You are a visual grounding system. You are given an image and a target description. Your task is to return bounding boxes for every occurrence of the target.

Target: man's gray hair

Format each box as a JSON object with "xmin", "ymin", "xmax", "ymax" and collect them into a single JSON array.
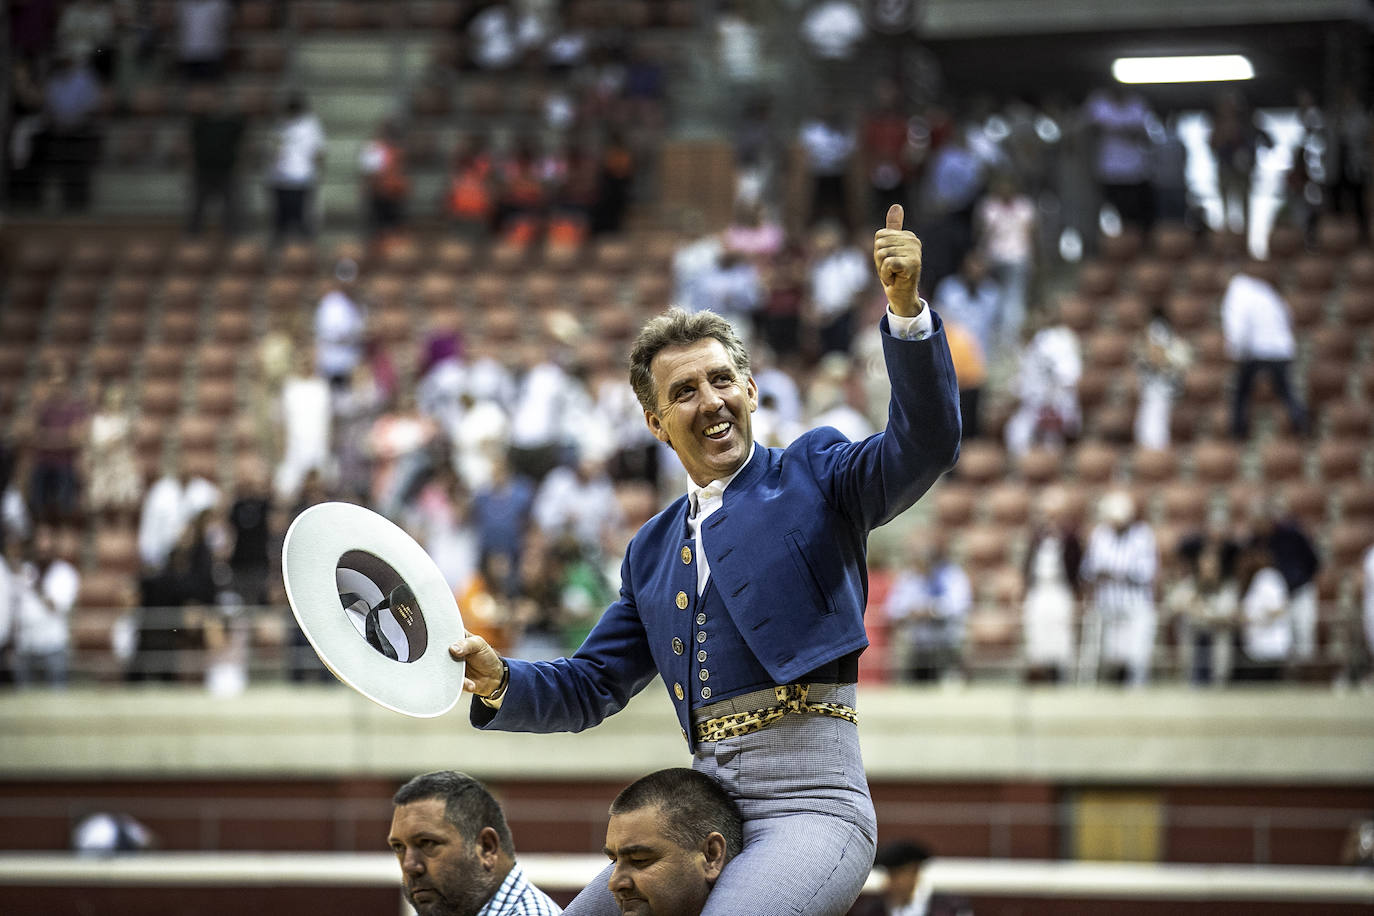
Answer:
[{"xmin": 628, "ymin": 308, "xmax": 751, "ymax": 414}]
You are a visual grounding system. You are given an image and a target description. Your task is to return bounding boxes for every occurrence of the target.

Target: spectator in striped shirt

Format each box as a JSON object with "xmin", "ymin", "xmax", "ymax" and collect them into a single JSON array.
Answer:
[
  {"xmin": 1079, "ymin": 489, "xmax": 1159, "ymax": 686},
  {"xmin": 390, "ymin": 770, "xmax": 562, "ymax": 916}
]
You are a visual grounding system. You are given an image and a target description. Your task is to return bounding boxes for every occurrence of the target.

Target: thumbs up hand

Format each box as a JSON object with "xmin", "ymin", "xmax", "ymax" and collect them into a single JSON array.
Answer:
[{"xmin": 873, "ymin": 203, "xmax": 924, "ymax": 318}]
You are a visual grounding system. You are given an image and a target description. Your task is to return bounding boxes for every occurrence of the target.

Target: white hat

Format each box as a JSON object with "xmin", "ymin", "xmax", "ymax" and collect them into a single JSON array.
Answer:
[{"xmin": 282, "ymin": 502, "xmax": 466, "ymax": 717}]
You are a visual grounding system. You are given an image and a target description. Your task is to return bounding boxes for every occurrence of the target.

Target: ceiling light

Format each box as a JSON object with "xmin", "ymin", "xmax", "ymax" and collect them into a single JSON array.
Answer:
[{"xmin": 1112, "ymin": 54, "xmax": 1254, "ymax": 84}]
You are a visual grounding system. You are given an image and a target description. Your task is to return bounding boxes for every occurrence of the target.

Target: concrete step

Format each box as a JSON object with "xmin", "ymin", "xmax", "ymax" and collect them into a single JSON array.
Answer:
[
  {"xmin": 295, "ymin": 37, "xmax": 394, "ymax": 86},
  {"xmin": 309, "ymin": 89, "xmax": 400, "ymax": 129}
]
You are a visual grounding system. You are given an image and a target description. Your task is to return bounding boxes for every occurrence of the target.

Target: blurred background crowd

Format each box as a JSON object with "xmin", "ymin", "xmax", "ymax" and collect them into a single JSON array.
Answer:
[{"xmin": 2, "ymin": 0, "xmax": 1373, "ymax": 696}]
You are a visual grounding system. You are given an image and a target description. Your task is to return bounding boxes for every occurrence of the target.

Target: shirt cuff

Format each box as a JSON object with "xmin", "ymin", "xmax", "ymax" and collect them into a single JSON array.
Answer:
[{"xmin": 887, "ymin": 301, "xmax": 933, "ymax": 340}]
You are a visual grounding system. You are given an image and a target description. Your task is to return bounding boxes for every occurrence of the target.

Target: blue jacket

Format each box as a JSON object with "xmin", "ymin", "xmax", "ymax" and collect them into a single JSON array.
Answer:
[{"xmin": 473, "ymin": 314, "xmax": 961, "ymax": 749}]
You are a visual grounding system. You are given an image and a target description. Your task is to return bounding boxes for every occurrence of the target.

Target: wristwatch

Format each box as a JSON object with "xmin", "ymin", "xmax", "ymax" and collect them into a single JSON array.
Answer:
[{"xmin": 479, "ymin": 660, "xmax": 510, "ymax": 707}]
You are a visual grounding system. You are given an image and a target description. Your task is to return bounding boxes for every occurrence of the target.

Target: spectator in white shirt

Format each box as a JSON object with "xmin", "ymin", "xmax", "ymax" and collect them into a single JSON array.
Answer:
[
  {"xmin": 274, "ymin": 349, "xmax": 332, "ymax": 502},
  {"xmin": 1005, "ymin": 305, "xmax": 1082, "ymax": 458},
  {"xmin": 1080, "ymin": 490, "xmax": 1158, "ymax": 686},
  {"xmin": 976, "ymin": 174, "xmax": 1037, "ymax": 355},
  {"xmin": 799, "ymin": 106, "xmax": 857, "ymax": 230},
  {"xmin": 532, "ymin": 456, "xmax": 621, "ymax": 550},
  {"xmin": 1235, "ymin": 541, "xmax": 1291, "ymax": 681},
  {"xmin": 11, "ymin": 526, "xmax": 80, "ymax": 687},
  {"xmin": 884, "ymin": 534, "xmax": 971, "ymax": 683},
  {"xmin": 808, "ymin": 223, "xmax": 871, "ymax": 355},
  {"xmin": 269, "ymin": 92, "xmax": 326, "ymax": 241},
  {"xmin": 314, "ymin": 259, "xmax": 366, "ymax": 389},
  {"xmin": 137, "ymin": 460, "xmax": 221, "ymax": 571},
  {"xmin": 176, "ymin": 0, "xmax": 232, "ymax": 82},
  {"xmin": 1221, "ymin": 264, "xmax": 1307, "ymax": 439}
]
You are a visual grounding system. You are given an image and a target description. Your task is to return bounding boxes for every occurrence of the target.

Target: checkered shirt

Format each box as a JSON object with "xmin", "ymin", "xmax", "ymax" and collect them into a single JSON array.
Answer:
[{"xmin": 476, "ymin": 862, "xmax": 562, "ymax": 916}]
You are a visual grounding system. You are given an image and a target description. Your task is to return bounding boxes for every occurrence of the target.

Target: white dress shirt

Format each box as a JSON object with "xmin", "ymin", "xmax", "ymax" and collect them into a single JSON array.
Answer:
[{"xmin": 1221, "ymin": 273, "xmax": 1296, "ymax": 361}]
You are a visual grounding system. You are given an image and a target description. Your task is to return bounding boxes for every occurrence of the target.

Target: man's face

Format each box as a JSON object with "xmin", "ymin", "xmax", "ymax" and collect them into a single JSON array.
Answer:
[
  {"xmin": 886, "ymin": 862, "xmax": 921, "ymax": 907},
  {"xmin": 389, "ymin": 799, "xmax": 495, "ymax": 916},
  {"xmin": 604, "ymin": 805, "xmax": 723, "ymax": 916},
  {"xmin": 644, "ymin": 338, "xmax": 757, "ymax": 487}
]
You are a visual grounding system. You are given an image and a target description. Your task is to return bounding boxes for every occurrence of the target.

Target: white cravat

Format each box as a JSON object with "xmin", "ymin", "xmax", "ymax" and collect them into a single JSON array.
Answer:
[{"xmin": 686, "ymin": 445, "xmax": 753, "ymax": 596}]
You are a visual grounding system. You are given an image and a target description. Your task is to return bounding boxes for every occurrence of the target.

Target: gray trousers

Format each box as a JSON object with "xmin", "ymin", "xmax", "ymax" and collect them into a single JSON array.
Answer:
[{"xmin": 564, "ymin": 685, "xmax": 876, "ymax": 915}]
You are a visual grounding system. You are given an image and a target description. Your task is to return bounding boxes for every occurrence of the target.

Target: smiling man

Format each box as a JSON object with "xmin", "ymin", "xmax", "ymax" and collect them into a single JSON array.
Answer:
[
  {"xmin": 389, "ymin": 770, "xmax": 561, "ymax": 916},
  {"xmin": 603, "ymin": 768, "xmax": 742, "ymax": 916},
  {"xmin": 452, "ymin": 204, "xmax": 961, "ymax": 914}
]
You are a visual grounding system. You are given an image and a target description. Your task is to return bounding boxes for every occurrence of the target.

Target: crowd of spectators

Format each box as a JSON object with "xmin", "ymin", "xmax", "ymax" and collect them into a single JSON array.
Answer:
[{"xmin": 2, "ymin": 3, "xmax": 1373, "ymax": 692}]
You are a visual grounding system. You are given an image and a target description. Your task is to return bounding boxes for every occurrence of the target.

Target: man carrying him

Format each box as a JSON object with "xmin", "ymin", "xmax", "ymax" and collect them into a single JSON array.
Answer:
[
  {"xmin": 603, "ymin": 768, "xmax": 743, "ymax": 916},
  {"xmin": 451, "ymin": 204, "xmax": 961, "ymax": 914},
  {"xmin": 389, "ymin": 770, "xmax": 562, "ymax": 916}
]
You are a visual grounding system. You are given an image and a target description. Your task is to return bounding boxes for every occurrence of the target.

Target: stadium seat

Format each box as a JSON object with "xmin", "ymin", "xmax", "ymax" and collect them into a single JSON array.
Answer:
[
  {"xmin": 196, "ymin": 379, "xmax": 239, "ymax": 417},
  {"xmin": 196, "ymin": 341, "xmax": 240, "ymax": 380},
  {"xmin": 1191, "ymin": 439, "xmax": 1240, "ymax": 484},
  {"xmin": 160, "ymin": 307, "xmax": 200, "ymax": 345},
  {"xmin": 6, "ymin": 276, "xmax": 47, "ymax": 309},
  {"xmin": 955, "ymin": 441, "xmax": 1007, "ymax": 485},
  {"xmin": 170, "ymin": 239, "xmax": 217, "ymax": 276},
  {"xmin": 1182, "ymin": 363, "xmax": 1227, "ymax": 402},
  {"xmin": 1303, "ymin": 361, "xmax": 1348, "ymax": 403},
  {"xmin": 960, "ymin": 523, "xmax": 1012, "ymax": 572},
  {"xmin": 178, "ymin": 413, "xmax": 221, "ymax": 451},
  {"xmin": 1100, "ymin": 228, "xmax": 1143, "ymax": 264},
  {"xmin": 276, "ymin": 242, "xmax": 318, "ymax": 277},
  {"xmin": 225, "ymin": 239, "xmax": 267, "ymax": 275},
  {"xmin": 1291, "ymin": 254, "xmax": 1337, "ymax": 293},
  {"xmin": 1346, "ymin": 250, "xmax": 1374, "ymax": 288},
  {"xmin": 1267, "ymin": 223, "xmax": 1304, "ymax": 261},
  {"xmin": 1150, "ymin": 223, "xmax": 1193, "ymax": 262},
  {"xmin": 1166, "ymin": 292, "xmax": 1211, "ymax": 331},
  {"xmin": 1322, "ymin": 400, "xmax": 1372, "ymax": 439},
  {"xmin": 1131, "ymin": 447, "xmax": 1177, "ymax": 483},
  {"xmin": 1316, "ymin": 218, "xmax": 1359, "ymax": 257},
  {"xmin": 49, "ymin": 308, "xmax": 97, "ymax": 344},
  {"xmin": 1285, "ymin": 290, "xmax": 1326, "ymax": 330},
  {"xmin": 1309, "ymin": 325, "xmax": 1356, "ymax": 362},
  {"xmin": 1258, "ymin": 438, "xmax": 1306, "ymax": 483},
  {"xmin": 1183, "ymin": 259, "xmax": 1225, "ymax": 296},
  {"xmin": 407, "ymin": 0, "xmax": 462, "ymax": 28},
  {"xmin": 1014, "ymin": 446, "xmax": 1060, "ymax": 485},
  {"xmin": 433, "ymin": 239, "xmax": 475, "ymax": 274},
  {"xmin": 212, "ymin": 306, "xmax": 255, "ymax": 344},
  {"xmin": 1316, "ymin": 438, "xmax": 1364, "ymax": 482},
  {"xmin": 121, "ymin": 237, "xmax": 167, "ymax": 275},
  {"xmin": 138, "ymin": 379, "xmax": 183, "ymax": 417},
  {"xmin": 0, "ymin": 307, "xmax": 43, "ymax": 344},
  {"xmin": 236, "ymin": 0, "xmax": 276, "ymax": 30},
  {"xmin": 68, "ymin": 239, "xmax": 115, "ymax": 275},
  {"xmin": 1326, "ymin": 521, "xmax": 1374, "ymax": 568},
  {"xmin": 1337, "ymin": 288, "xmax": 1374, "ymax": 327},
  {"xmin": 1072, "ymin": 440, "xmax": 1119, "ymax": 484},
  {"xmin": 0, "ymin": 343, "xmax": 30, "ymax": 383},
  {"xmin": 142, "ymin": 342, "xmax": 187, "ymax": 380},
  {"xmin": 1076, "ymin": 261, "xmax": 1116, "ymax": 298},
  {"xmin": 987, "ymin": 484, "xmax": 1032, "ymax": 526},
  {"xmin": 93, "ymin": 526, "xmax": 140, "ymax": 574},
  {"xmin": 1161, "ymin": 481, "xmax": 1210, "ymax": 527},
  {"xmin": 1076, "ymin": 366, "xmax": 1112, "ymax": 413},
  {"xmin": 1282, "ymin": 482, "xmax": 1328, "ymax": 528},
  {"xmin": 1084, "ymin": 328, "xmax": 1130, "ymax": 369},
  {"xmin": 934, "ymin": 484, "xmax": 977, "ymax": 528},
  {"xmin": 14, "ymin": 238, "xmax": 62, "ymax": 276}
]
